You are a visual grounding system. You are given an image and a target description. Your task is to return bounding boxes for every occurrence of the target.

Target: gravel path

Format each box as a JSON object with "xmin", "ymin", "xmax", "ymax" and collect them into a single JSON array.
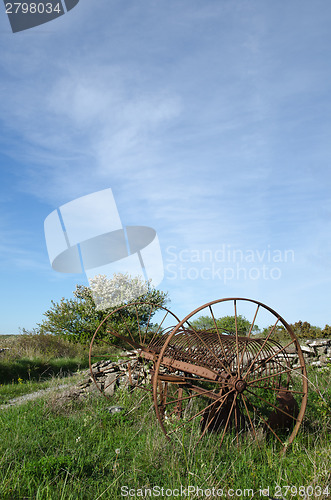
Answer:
[
  {"xmin": 0, "ymin": 371, "xmax": 88, "ymax": 410},
  {"xmin": 0, "ymin": 384, "xmax": 71, "ymax": 410}
]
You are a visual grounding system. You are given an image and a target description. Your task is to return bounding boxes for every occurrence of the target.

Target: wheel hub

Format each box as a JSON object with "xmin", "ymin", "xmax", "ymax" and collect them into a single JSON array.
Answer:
[{"xmin": 234, "ymin": 379, "xmax": 247, "ymax": 393}]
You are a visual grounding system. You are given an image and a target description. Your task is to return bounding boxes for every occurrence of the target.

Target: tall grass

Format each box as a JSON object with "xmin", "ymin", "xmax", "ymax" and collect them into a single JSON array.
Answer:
[
  {"xmin": 0, "ymin": 334, "xmax": 329, "ymax": 499},
  {"xmin": 1, "ymin": 332, "xmax": 87, "ymax": 360},
  {"xmin": 0, "ymin": 333, "xmax": 89, "ymax": 384},
  {"xmin": 0, "ymin": 365, "xmax": 329, "ymax": 500}
]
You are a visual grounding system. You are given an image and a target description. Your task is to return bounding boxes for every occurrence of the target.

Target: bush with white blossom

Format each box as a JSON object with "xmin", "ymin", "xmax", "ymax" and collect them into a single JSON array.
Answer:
[
  {"xmin": 37, "ymin": 273, "xmax": 168, "ymax": 344},
  {"xmin": 89, "ymin": 273, "xmax": 151, "ymax": 310}
]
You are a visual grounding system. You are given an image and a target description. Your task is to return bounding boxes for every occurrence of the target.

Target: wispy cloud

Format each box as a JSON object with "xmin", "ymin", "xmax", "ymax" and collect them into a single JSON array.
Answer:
[
  {"xmin": 1, "ymin": 1, "xmax": 331, "ymax": 331},
  {"xmin": 0, "ymin": 60, "xmax": 182, "ymax": 203}
]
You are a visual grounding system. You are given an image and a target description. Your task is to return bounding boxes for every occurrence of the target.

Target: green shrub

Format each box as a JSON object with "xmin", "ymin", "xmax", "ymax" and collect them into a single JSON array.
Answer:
[{"xmin": 11, "ymin": 331, "xmax": 87, "ymax": 360}]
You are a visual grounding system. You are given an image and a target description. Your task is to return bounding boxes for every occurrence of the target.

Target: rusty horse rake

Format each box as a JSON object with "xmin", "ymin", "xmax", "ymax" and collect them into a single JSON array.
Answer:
[{"xmin": 89, "ymin": 298, "xmax": 308, "ymax": 453}]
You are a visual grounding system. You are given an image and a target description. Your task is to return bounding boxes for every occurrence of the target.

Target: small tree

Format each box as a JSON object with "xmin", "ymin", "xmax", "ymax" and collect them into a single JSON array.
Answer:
[
  {"xmin": 38, "ymin": 274, "xmax": 168, "ymax": 345},
  {"xmin": 261, "ymin": 321, "xmax": 324, "ymax": 341},
  {"xmin": 189, "ymin": 314, "xmax": 259, "ymax": 335},
  {"xmin": 321, "ymin": 324, "xmax": 331, "ymax": 338},
  {"xmin": 189, "ymin": 316, "xmax": 214, "ymax": 330},
  {"xmin": 216, "ymin": 315, "xmax": 258, "ymax": 335},
  {"xmin": 261, "ymin": 324, "xmax": 288, "ymax": 342},
  {"xmin": 290, "ymin": 321, "xmax": 322, "ymax": 339}
]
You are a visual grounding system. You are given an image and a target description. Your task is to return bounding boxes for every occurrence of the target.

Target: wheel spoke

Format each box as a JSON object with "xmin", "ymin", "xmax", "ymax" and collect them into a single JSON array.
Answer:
[
  {"xmin": 234, "ymin": 396, "xmax": 239, "ymax": 445},
  {"xmin": 234, "ymin": 299, "xmax": 240, "ymax": 378},
  {"xmin": 209, "ymin": 305, "xmax": 233, "ymax": 378},
  {"xmin": 240, "ymin": 394, "xmax": 261, "ymax": 450},
  {"xmin": 238, "ymin": 304, "xmax": 260, "ymax": 374},
  {"xmin": 135, "ymin": 305, "xmax": 143, "ymax": 346},
  {"xmin": 143, "ymin": 304, "xmax": 156, "ymax": 345},
  {"xmin": 248, "ymin": 384, "xmax": 305, "ymax": 395},
  {"xmin": 247, "ymin": 364, "xmax": 303, "ymax": 385},
  {"xmin": 165, "ymin": 390, "xmax": 236, "ymax": 437},
  {"xmin": 118, "ymin": 311, "xmax": 138, "ymax": 345},
  {"xmin": 246, "ymin": 388, "xmax": 298, "ymax": 422},
  {"xmin": 243, "ymin": 317, "xmax": 280, "ymax": 381},
  {"xmin": 246, "ymin": 339, "xmax": 296, "ymax": 378},
  {"xmin": 241, "ymin": 394, "xmax": 285, "ymax": 446},
  {"xmin": 219, "ymin": 394, "xmax": 237, "ymax": 448}
]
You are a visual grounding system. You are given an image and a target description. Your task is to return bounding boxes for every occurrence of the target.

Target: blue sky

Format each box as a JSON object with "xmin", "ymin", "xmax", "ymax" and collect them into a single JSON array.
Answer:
[{"xmin": 1, "ymin": 0, "xmax": 331, "ymax": 333}]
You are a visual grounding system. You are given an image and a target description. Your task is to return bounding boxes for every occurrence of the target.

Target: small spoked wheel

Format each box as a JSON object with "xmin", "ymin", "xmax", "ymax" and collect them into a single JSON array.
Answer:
[
  {"xmin": 89, "ymin": 302, "xmax": 181, "ymax": 415},
  {"xmin": 153, "ymin": 298, "xmax": 308, "ymax": 454}
]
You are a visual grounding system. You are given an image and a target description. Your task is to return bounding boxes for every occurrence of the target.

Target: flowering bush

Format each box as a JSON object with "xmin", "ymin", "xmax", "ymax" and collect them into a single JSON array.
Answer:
[
  {"xmin": 38, "ymin": 273, "xmax": 168, "ymax": 345},
  {"xmin": 89, "ymin": 273, "xmax": 150, "ymax": 310}
]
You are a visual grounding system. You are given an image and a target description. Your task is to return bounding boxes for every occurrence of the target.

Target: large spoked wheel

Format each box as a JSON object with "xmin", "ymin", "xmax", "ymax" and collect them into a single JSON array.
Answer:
[
  {"xmin": 153, "ymin": 298, "xmax": 308, "ymax": 454},
  {"xmin": 89, "ymin": 302, "xmax": 181, "ymax": 414}
]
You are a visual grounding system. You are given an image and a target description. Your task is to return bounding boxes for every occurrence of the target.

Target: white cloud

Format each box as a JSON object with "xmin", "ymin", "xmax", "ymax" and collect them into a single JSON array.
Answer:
[{"xmin": 1, "ymin": 0, "xmax": 331, "ymax": 331}]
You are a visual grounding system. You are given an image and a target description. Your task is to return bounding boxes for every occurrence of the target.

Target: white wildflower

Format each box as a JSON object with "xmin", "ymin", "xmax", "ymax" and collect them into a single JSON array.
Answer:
[{"xmin": 89, "ymin": 273, "xmax": 152, "ymax": 310}]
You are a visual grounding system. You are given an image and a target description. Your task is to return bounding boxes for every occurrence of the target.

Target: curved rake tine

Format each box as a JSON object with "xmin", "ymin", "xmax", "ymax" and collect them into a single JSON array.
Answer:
[
  {"xmin": 187, "ymin": 327, "xmax": 231, "ymax": 375},
  {"xmin": 246, "ymin": 339, "xmax": 297, "ymax": 378},
  {"xmin": 148, "ymin": 311, "xmax": 171, "ymax": 346},
  {"xmin": 118, "ymin": 311, "xmax": 139, "ymax": 345}
]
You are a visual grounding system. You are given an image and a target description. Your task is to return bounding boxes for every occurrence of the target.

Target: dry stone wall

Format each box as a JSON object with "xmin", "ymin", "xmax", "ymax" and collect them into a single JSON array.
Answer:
[
  {"xmin": 298, "ymin": 339, "xmax": 331, "ymax": 368},
  {"xmin": 71, "ymin": 339, "xmax": 331, "ymax": 401}
]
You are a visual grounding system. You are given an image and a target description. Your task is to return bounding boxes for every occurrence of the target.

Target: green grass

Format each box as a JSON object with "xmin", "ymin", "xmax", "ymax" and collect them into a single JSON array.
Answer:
[
  {"xmin": 0, "ymin": 371, "xmax": 87, "ymax": 405},
  {"xmin": 0, "ymin": 366, "xmax": 330, "ymax": 500},
  {"xmin": 0, "ymin": 356, "xmax": 89, "ymax": 385}
]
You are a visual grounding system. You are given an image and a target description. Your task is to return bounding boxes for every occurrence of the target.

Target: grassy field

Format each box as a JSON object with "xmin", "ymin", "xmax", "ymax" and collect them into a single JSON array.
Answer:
[
  {"xmin": 0, "ymin": 334, "xmax": 330, "ymax": 500},
  {"xmin": 0, "ymin": 334, "xmax": 89, "ymax": 385}
]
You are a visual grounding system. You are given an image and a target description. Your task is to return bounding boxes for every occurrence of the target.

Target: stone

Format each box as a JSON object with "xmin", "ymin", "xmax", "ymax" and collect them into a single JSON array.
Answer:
[
  {"xmin": 285, "ymin": 345, "xmax": 297, "ymax": 354},
  {"xmin": 124, "ymin": 350, "xmax": 138, "ymax": 357},
  {"xmin": 310, "ymin": 360, "xmax": 322, "ymax": 368},
  {"xmin": 117, "ymin": 375, "xmax": 130, "ymax": 389},
  {"xmin": 93, "ymin": 370, "xmax": 107, "ymax": 378},
  {"xmin": 316, "ymin": 346, "xmax": 327, "ymax": 356},
  {"xmin": 77, "ymin": 379, "xmax": 91, "ymax": 389},
  {"xmin": 103, "ymin": 373, "xmax": 119, "ymax": 397},
  {"xmin": 107, "ymin": 406, "xmax": 124, "ymax": 415},
  {"xmin": 307, "ymin": 339, "xmax": 330, "ymax": 348},
  {"xmin": 319, "ymin": 355, "xmax": 331, "ymax": 365},
  {"xmin": 101, "ymin": 366, "xmax": 119, "ymax": 374},
  {"xmin": 300, "ymin": 345, "xmax": 315, "ymax": 355},
  {"xmin": 91, "ymin": 361, "xmax": 102, "ymax": 370}
]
